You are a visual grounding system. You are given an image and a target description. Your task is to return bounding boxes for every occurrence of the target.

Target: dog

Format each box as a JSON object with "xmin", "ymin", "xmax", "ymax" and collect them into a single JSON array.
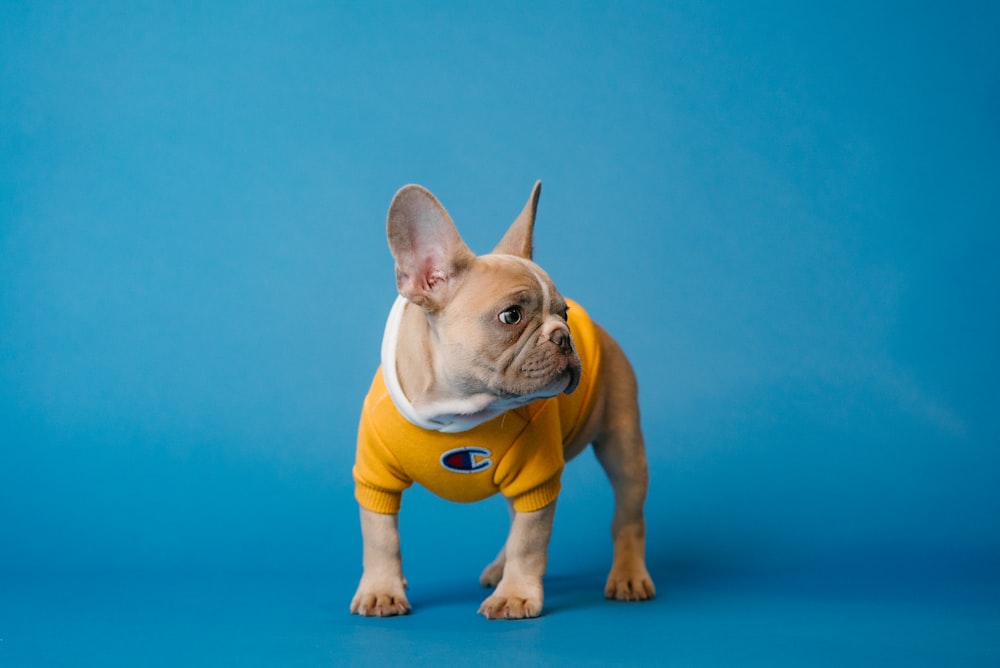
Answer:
[{"xmin": 350, "ymin": 182, "xmax": 654, "ymax": 619}]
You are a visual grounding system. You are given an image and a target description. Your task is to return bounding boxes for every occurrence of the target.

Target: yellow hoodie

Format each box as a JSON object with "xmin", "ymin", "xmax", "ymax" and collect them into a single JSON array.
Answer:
[{"xmin": 353, "ymin": 299, "xmax": 602, "ymax": 514}]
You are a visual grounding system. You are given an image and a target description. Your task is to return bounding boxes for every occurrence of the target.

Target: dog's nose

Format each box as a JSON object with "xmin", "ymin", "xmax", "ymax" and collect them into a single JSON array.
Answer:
[{"xmin": 543, "ymin": 321, "xmax": 573, "ymax": 353}]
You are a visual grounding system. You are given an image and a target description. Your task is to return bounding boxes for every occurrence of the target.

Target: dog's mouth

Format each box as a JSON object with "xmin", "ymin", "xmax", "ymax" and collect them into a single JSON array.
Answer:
[
  {"xmin": 484, "ymin": 336, "xmax": 583, "ymax": 404},
  {"xmin": 524, "ymin": 357, "xmax": 582, "ymax": 399},
  {"xmin": 428, "ymin": 353, "xmax": 582, "ymax": 432},
  {"xmin": 560, "ymin": 361, "xmax": 581, "ymax": 395},
  {"xmin": 487, "ymin": 357, "xmax": 580, "ymax": 405}
]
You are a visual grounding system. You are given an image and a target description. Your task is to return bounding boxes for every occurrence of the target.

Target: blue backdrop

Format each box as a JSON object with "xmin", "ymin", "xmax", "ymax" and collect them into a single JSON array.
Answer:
[{"xmin": 2, "ymin": 2, "xmax": 998, "ymax": 665}]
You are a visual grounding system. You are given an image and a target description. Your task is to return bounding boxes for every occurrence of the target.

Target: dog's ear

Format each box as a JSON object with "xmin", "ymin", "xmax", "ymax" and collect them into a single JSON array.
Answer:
[
  {"xmin": 387, "ymin": 185, "xmax": 475, "ymax": 311},
  {"xmin": 492, "ymin": 180, "xmax": 541, "ymax": 260}
]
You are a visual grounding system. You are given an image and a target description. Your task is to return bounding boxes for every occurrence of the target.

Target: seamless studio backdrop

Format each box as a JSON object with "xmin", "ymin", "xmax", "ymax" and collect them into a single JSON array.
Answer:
[{"xmin": 1, "ymin": 2, "xmax": 998, "ymax": 666}]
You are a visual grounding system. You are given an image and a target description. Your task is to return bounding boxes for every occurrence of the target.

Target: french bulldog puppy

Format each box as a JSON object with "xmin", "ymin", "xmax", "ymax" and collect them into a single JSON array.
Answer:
[{"xmin": 350, "ymin": 182, "xmax": 654, "ymax": 619}]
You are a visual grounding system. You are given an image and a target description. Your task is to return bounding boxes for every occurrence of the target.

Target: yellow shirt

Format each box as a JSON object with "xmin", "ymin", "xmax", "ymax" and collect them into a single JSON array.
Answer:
[{"xmin": 353, "ymin": 299, "xmax": 602, "ymax": 514}]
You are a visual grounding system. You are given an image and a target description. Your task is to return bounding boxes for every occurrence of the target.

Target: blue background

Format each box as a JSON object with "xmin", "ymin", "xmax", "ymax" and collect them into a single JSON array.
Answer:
[{"xmin": 2, "ymin": 1, "xmax": 998, "ymax": 665}]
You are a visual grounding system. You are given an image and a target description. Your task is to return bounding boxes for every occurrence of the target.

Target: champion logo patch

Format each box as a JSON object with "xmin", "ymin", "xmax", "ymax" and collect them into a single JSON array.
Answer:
[{"xmin": 440, "ymin": 447, "xmax": 493, "ymax": 474}]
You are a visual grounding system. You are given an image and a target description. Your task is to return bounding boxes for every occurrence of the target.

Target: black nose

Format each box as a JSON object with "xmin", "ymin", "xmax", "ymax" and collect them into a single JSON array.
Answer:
[{"xmin": 550, "ymin": 328, "xmax": 572, "ymax": 353}]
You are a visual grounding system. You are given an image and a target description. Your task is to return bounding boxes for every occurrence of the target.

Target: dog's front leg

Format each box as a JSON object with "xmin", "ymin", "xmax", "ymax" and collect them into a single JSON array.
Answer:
[
  {"xmin": 350, "ymin": 507, "xmax": 410, "ymax": 617},
  {"xmin": 478, "ymin": 501, "xmax": 555, "ymax": 620}
]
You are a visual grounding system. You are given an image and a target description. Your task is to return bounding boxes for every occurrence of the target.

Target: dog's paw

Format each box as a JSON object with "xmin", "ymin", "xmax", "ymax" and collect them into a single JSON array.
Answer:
[
  {"xmin": 350, "ymin": 577, "xmax": 411, "ymax": 617},
  {"xmin": 604, "ymin": 563, "xmax": 656, "ymax": 601},
  {"xmin": 477, "ymin": 580, "xmax": 543, "ymax": 620}
]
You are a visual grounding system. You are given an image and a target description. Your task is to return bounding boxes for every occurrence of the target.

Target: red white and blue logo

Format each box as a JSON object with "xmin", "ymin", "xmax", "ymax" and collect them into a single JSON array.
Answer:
[{"xmin": 440, "ymin": 447, "xmax": 493, "ymax": 474}]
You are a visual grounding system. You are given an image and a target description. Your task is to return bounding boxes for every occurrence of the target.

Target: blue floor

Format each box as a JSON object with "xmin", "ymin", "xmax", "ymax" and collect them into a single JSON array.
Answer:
[
  {"xmin": 4, "ymin": 558, "xmax": 997, "ymax": 667},
  {"xmin": 3, "ymin": 462, "xmax": 998, "ymax": 667}
]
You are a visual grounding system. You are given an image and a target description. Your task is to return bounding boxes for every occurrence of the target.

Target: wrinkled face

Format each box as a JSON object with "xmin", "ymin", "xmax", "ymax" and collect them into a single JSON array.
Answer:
[{"xmin": 432, "ymin": 254, "xmax": 581, "ymax": 404}]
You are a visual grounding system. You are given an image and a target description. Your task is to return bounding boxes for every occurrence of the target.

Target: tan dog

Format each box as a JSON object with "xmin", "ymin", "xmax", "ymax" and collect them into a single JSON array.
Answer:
[{"xmin": 350, "ymin": 182, "xmax": 654, "ymax": 619}]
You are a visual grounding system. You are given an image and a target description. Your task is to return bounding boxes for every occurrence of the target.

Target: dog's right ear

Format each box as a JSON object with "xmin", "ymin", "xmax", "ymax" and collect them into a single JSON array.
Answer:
[
  {"xmin": 493, "ymin": 180, "xmax": 541, "ymax": 260},
  {"xmin": 387, "ymin": 185, "xmax": 475, "ymax": 311}
]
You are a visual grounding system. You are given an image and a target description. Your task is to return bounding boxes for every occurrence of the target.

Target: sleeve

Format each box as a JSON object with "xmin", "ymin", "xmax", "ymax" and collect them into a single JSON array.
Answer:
[
  {"xmin": 353, "ymin": 391, "xmax": 412, "ymax": 514},
  {"xmin": 508, "ymin": 474, "xmax": 562, "ymax": 513}
]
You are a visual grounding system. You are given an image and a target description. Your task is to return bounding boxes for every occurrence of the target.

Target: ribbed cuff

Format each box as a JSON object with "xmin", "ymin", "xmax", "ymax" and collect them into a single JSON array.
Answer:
[
  {"xmin": 355, "ymin": 482, "xmax": 402, "ymax": 514},
  {"xmin": 510, "ymin": 475, "xmax": 561, "ymax": 513}
]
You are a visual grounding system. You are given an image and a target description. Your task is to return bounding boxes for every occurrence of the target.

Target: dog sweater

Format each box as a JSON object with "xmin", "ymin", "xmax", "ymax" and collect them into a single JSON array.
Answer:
[{"xmin": 353, "ymin": 298, "xmax": 602, "ymax": 514}]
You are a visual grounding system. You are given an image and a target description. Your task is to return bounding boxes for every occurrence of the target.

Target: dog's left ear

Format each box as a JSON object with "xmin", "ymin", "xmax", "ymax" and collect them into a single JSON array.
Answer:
[
  {"xmin": 492, "ymin": 180, "xmax": 541, "ymax": 260},
  {"xmin": 387, "ymin": 185, "xmax": 475, "ymax": 311}
]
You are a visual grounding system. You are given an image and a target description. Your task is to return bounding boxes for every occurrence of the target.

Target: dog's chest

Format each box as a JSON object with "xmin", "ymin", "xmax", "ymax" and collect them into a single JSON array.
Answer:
[{"xmin": 370, "ymin": 393, "xmax": 565, "ymax": 504}]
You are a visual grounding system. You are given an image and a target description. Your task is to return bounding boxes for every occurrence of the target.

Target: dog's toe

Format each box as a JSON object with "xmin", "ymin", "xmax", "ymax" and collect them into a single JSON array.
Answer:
[
  {"xmin": 351, "ymin": 590, "xmax": 411, "ymax": 617},
  {"xmin": 478, "ymin": 596, "xmax": 539, "ymax": 620},
  {"xmin": 478, "ymin": 588, "xmax": 542, "ymax": 620},
  {"xmin": 605, "ymin": 569, "xmax": 656, "ymax": 601}
]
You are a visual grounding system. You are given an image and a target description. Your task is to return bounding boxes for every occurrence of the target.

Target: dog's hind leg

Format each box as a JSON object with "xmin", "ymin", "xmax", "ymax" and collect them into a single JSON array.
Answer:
[{"xmin": 591, "ymin": 330, "xmax": 656, "ymax": 601}]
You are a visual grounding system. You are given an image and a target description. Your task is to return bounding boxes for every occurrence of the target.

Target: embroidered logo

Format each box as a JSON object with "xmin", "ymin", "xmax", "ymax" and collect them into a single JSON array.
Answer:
[{"xmin": 440, "ymin": 447, "xmax": 493, "ymax": 474}]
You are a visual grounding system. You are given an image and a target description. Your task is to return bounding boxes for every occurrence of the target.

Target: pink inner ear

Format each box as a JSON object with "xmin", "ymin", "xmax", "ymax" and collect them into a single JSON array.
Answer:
[
  {"xmin": 396, "ymin": 242, "xmax": 461, "ymax": 306},
  {"xmin": 396, "ymin": 215, "xmax": 456, "ymax": 276},
  {"xmin": 420, "ymin": 257, "xmax": 449, "ymax": 291},
  {"xmin": 421, "ymin": 241, "xmax": 455, "ymax": 278}
]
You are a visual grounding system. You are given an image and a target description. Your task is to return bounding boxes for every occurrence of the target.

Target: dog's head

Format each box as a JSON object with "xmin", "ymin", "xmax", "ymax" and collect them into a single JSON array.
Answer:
[{"xmin": 387, "ymin": 182, "xmax": 581, "ymax": 411}]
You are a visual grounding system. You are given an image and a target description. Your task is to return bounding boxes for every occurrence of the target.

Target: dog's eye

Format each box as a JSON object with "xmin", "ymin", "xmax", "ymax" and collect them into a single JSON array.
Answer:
[{"xmin": 498, "ymin": 306, "xmax": 522, "ymax": 325}]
